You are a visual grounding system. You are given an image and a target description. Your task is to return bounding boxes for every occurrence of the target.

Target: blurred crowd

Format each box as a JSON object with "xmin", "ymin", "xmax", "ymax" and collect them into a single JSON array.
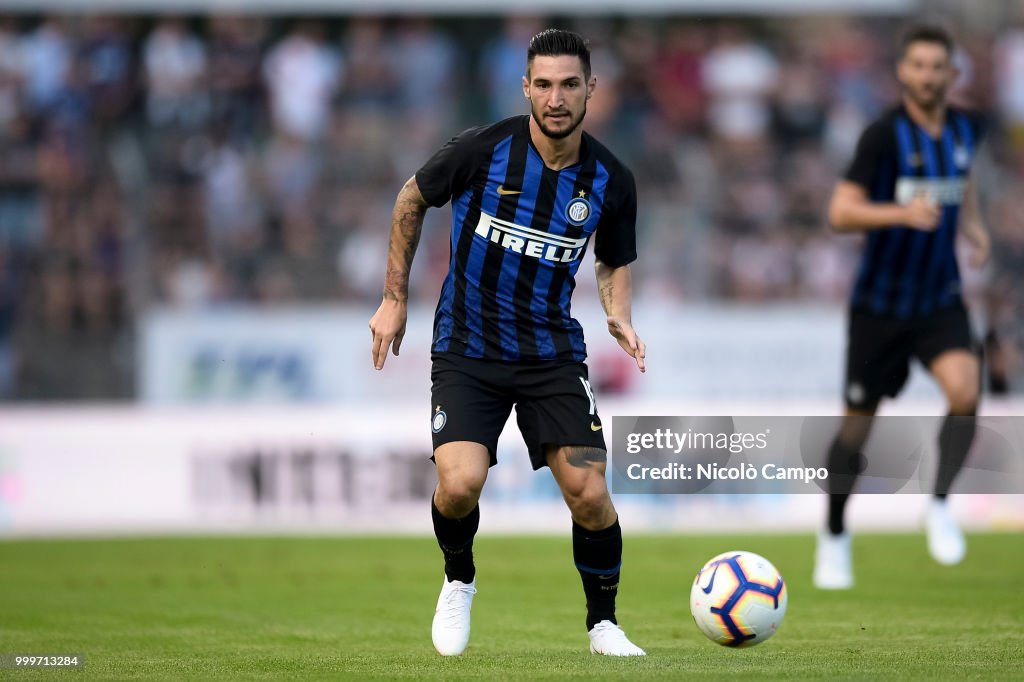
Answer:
[{"xmin": 1, "ymin": 11, "xmax": 1023, "ymax": 399}]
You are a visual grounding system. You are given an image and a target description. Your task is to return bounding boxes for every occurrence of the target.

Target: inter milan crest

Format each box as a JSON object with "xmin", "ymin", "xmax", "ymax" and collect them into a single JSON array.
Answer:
[
  {"xmin": 566, "ymin": 190, "xmax": 592, "ymax": 226},
  {"xmin": 432, "ymin": 405, "xmax": 447, "ymax": 433},
  {"xmin": 954, "ymin": 145, "xmax": 970, "ymax": 170}
]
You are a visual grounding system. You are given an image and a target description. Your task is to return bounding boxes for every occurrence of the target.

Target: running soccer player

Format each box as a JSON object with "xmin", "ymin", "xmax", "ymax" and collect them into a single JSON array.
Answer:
[
  {"xmin": 369, "ymin": 29, "xmax": 647, "ymax": 655},
  {"xmin": 814, "ymin": 25, "xmax": 991, "ymax": 590}
]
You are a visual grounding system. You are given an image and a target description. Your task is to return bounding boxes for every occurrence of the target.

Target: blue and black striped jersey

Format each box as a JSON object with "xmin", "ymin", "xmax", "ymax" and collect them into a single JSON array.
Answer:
[
  {"xmin": 846, "ymin": 105, "xmax": 984, "ymax": 319},
  {"xmin": 415, "ymin": 116, "xmax": 637, "ymax": 362}
]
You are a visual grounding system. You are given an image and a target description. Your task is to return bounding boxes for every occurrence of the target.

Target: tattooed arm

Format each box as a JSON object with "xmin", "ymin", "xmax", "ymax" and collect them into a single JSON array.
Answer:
[
  {"xmin": 595, "ymin": 259, "xmax": 646, "ymax": 373},
  {"xmin": 368, "ymin": 176, "xmax": 431, "ymax": 370}
]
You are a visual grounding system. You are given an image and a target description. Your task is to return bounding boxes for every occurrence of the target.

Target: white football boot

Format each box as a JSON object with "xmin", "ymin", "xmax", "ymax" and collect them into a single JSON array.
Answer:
[
  {"xmin": 926, "ymin": 498, "xmax": 966, "ymax": 566},
  {"xmin": 588, "ymin": 620, "xmax": 646, "ymax": 656},
  {"xmin": 431, "ymin": 578, "xmax": 476, "ymax": 656},
  {"xmin": 814, "ymin": 529, "xmax": 854, "ymax": 590}
]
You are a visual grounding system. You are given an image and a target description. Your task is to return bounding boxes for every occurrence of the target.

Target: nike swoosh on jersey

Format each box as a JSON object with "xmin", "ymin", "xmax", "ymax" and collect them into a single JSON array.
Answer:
[
  {"xmin": 591, "ymin": 422, "xmax": 603, "ymax": 431},
  {"xmin": 496, "ymin": 185, "xmax": 523, "ymax": 195}
]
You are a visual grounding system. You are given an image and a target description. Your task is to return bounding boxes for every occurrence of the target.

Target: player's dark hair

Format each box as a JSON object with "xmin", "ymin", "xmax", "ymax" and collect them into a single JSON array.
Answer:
[
  {"xmin": 900, "ymin": 24, "xmax": 954, "ymax": 59},
  {"xmin": 527, "ymin": 29, "xmax": 591, "ymax": 80}
]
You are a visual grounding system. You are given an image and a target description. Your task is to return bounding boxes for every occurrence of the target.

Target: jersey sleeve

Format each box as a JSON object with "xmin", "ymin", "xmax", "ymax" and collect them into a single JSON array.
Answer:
[
  {"xmin": 967, "ymin": 110, "xmax": 989, "ymax": 145},
  {"xmin": 414, "ymin": 126, "xmax": 484, "ymax": 208},
  {"xmin": 593, "ymin": 166, "xmax": 638, "ymax": 268},
  {"xmin": 843, "ymin": 120, "xmax": 893, "ymax": 191}
]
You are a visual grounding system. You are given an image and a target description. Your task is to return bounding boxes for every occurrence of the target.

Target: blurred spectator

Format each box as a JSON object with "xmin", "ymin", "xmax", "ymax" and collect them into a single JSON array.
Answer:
[
  {"xmin": 0, "ymin": 246, "xmax": 21, "ymax": 398},
  {"xmin": 728, "ymin": 233, "xmax": 795, "ymax": 300},
  {"xmin": 78, "ymin": 15, "xmax": 136, "ymax": 131},
  {"xmin": 651, "ymin": 22, "xmax": 707, "ymax": 134},
  {"xmin": 0, "ymin": 17, "xmax": 24, "ymax": 128},
  {"xmin": 272, "ymin": 211, "xmax": 342, "ymax": 300},
  {"xmin": 207, "ymin": 14, "xmax": 265, "ymax": 141},
  {"xmin": 261, "ymin": 132, "xmax": 321, "ymax": 220},
  {"xmin": 14, "ymin": 254, "xmax": 130, "ymax": 400},
  {"xmin": 994, "ymin": 21, "xmax": 1024, "ymax": 149},
  {"xmin": 820, "ymin": 20, "xmax": 888, "ymax": 114},
  {"xmin": 200, "ymin": 123, "xmax": 260, "ymax": 252},
  {"xmin": 772, "ymin": 43, "xmax": 828, "ymax": 150},
  {"xmin": 0, "ymin": 111, "xmax": 42, "ymax": 250},
  {"xmin": 701, "ymin": 24, "xmax": 779, "ymax": 147},
  {"xmin": 19, "ymin": 16, "xmax": 70, "ymax": 118},
  {"xmin": 341, "ymin": 17, "xmax": 397, "ymax": 114},
  {"xmin": 479, "ymin": 16, "xmax": 543, "ymax": 121},
  {"xmin": 392, "ymin": 18, "xmax": 457, "ymax": 124},
  {"xmin": 611, "ymin": 19, "xmax": 658, "ymax": 139},
  {"xmin": 158, "ymin": 252, "xmax": 224, "ymax": 308},
  {"xmin": 572, "ymin": 19, "xmax": 621, "ymax": 138},
  {"xmin": 263, "ymin": 20, "xmax": 340, "ymax": 142},
  {"xmin": 143, "ymin": 16, "xmax": 209, "ymax": 130}
]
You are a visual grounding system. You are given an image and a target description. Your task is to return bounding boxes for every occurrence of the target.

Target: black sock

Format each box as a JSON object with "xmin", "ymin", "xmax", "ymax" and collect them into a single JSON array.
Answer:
[
  {"xmin": 573, "ymin": 519, "xmax": 621, "ymax": 631},
  {"xmin": 828, "ymin": 493, "xmax": 850, "ymax": 536},
  {"xmin": 826, "ymin": 439, "xmax": 862, "ymax": 535},
  {"xmin": 935, "ymin": 411, "xmax": 976, "ymax": 497},
  {"xmin": 431, "ymin": 496, "xmax": 479, "ymax": 584}
]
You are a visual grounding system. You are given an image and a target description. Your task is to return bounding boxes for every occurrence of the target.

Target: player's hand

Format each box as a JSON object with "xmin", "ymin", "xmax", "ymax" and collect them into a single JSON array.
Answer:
[
  {"xmin": 967, "ymin": 225, "xmax": 991, "ymax": 267},
  {"xmin": 606, "ymin": 317, "xmax": 646, "ymax": 373},
  {"xmin": 368, "ymin": 298, "xmax": 408, "ymax": 370},
  {"xmin": 903, "ymin": 195, "xmax": 941, "ymax": 231}
]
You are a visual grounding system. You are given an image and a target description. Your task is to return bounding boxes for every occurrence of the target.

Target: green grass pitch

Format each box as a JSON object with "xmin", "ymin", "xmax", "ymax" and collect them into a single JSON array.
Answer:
[{"xmin": 1, "ymin": 533, "xmax": 1022, "ymax": 679}]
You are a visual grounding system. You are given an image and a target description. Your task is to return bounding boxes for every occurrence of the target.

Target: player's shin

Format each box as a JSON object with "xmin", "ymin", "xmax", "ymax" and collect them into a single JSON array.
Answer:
[
  {"xmin": 935, "ymin": 411, "xmax": 977, "ymax": 498},
  {"xmin": 573, "ymin": 519, "xmax": 622, "ymax": 630},
  {"xmin": 431, "ymin": 496, "xmax": 479, "ymax": 583},
  {"xmin": 826, "ymin": 439, "xmax": 863, "ymax": 535}
]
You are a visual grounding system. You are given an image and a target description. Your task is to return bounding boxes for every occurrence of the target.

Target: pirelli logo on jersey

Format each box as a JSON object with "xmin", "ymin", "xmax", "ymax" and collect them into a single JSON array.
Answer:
[
  {"xmin": 474, "ymin": 212, "xmax": 586, "ymax": 262},
  {"xmin": 895, "ymin": 177, "xmax": 966, "ymax": 206}
]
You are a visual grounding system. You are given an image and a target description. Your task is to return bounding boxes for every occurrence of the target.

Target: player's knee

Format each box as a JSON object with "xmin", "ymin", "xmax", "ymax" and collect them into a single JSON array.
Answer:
[
  {"xmin": 565, "ymin": 482, "xmax": 612, "ymax": 526},
  {"xmin": 436, "ymin": 475, "xmax": 484, "ymax": 515},
  {"xmin": 946, "ymin": 382, "xmax": 979, "ymax": 415}
]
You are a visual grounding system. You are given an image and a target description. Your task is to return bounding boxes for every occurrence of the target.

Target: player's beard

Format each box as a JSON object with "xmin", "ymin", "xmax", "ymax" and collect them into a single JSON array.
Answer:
[
  {"xmin": 531, "ymin": 103, "xmax": 587, "ymax": 140},
  {"xmin": 906, "ymin": 82, "xmax": 947, "ymax": 112}
]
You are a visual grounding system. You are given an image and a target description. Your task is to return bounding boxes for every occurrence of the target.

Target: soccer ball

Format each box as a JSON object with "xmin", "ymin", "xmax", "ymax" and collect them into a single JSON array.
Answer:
[{"xmin": 689, "ymin": 550, "xmax": 787, "ymax": 647}]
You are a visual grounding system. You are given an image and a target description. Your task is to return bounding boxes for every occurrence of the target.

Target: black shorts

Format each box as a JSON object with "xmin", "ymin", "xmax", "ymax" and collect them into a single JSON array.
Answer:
[
  {"xmin": 429, "ymin": 352, "xmax": 606, "ymax": 470},
  {"xmin": 844, "ymin": 304, "xmax": 974, "ymax": 410}
]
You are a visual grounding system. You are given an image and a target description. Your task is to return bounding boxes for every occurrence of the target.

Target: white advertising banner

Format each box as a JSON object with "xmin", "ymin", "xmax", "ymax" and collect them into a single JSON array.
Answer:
[
  {"xmin": 140, "ymin": 307, "xmax": 438, "ymax": 404},
  {"xmin": 140, "ymin": 304, "xmax": 951, "ymax": 406},
  {"xmin": 1, "ymin": 403, "xmax": 1021, "ymax": 537}
]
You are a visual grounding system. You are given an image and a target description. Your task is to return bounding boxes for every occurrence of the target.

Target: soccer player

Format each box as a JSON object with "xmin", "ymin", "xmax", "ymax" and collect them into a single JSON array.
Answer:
[
  {"xmin": 814, "ymin": 26, "xmax": 991, "ymax": 590},
  {"xmin": 369, "ymin": 29, "xmax": 647, "ymax": 655}
]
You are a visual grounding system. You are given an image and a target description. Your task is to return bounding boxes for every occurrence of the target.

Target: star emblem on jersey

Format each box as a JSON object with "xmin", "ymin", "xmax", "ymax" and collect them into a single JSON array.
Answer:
[
  {"xmin": 578, "ymin": 190, "xmax": 587, "ymax": 198},
  {"xmin": 566, "ymin": 196, "xmax": 592, "ymax": 226},
  {"xmin": 496, "ymin": 185, "xmax": 522, "ymax": 196}
]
